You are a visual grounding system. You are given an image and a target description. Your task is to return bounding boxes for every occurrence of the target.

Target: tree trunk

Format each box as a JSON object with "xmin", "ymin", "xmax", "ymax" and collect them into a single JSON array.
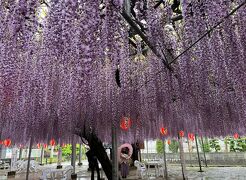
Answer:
[
  {"xmin": 80, "ymin": 132, "xmax": 112, "ymax": 180},
  {"xmin": 131, "ymin": 143, "xmax": 139, "ymax": 166}
]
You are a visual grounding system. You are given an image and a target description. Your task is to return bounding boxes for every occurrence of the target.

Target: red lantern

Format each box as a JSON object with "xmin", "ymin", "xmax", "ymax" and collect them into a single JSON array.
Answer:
[
  {"xmin": 3, "ymin": 139, "xmax": 11, "ymax": 147},
  {"xmin": 43, "ymin": 144, "xmax": 48, "ymax": 149},
  {"xmin": 167, "ymin": 139, "xmax": 171, "ymax": 145},
  {"xmin": 234, "ymin": 133, "xmax": 239, "ymax": 139},
  {"xmin": 0, "ymin": 140, "xmax": 3, "ymax": 145},
  {"xmin": 50, "ymin": 139, "xmax": 56, "ymax": 146},
  {"xmin": 120, "ymin": 117, "xmax": 132, "ymax": 130},
  {"xmin": 179, "ymin": 130, "xmax": 184, "ymax": 138},
  {"xmin": 188, "ymin": 133, "xmax": 195, "ymax": 141},
  {"xmin": 37, "ymin": 143, "xmax": 41, "ymax": 149},
  {"xmin": 160, "ymin": 127, "xmax": 168, "ymax": 135}
]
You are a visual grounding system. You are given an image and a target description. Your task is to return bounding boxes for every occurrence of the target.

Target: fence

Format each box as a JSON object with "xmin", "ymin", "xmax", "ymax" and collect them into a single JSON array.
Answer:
[{"xmin": 141, "ymin": 152, "xmax": 246, "ymax": 166}]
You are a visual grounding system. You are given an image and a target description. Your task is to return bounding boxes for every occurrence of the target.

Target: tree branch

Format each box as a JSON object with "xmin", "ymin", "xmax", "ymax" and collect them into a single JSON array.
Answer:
[{"xmin": 121, "ymin": 10, "xmax": 173, "ymax": 71}]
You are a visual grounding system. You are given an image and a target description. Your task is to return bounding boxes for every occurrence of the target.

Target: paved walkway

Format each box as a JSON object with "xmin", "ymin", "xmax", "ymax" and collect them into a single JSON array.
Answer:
[{"xmin": 1, "ymin": 161, "xmax": 246, "ymax": 179}]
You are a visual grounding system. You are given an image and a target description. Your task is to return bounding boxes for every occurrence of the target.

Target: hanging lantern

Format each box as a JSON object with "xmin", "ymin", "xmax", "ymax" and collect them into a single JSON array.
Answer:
[
  {"xmin": 234, "ymin": 133, "xmax": 239, "ymax": 139},
  {"xmin": 37, "ymin": 143, "xmax": 41, "ymax": 149},
  {"xmin": 188, "ymin": 133, "xmax": 195, "ymax": 141},
  {"xmin": 3, "ymin": 139, "xmax": 11, "ymax": 147},
  {"xmin": 0, "ymin": 140, "xmax": 3, "ymax": 145},
  {"xmin": 160, "ymin": 127, "xmax": 168, "ymax": 135},
  {"xmin": 50, "ymin": 139, "xmax": 56, "ymax": 146},
  {"xmin": 179, "ymin": 130, "xmax": 184, "ymax": 138},
  {"xmin": 43, "ymin": 144, "xmax": 48, "ymax": 149},
  {"xmin": 167, "ymin": 139, "xmax": 171, "ymax": 145},
  {"xmin": 120, "ymin": 117, "xmax": 132, "ymax": 130}
]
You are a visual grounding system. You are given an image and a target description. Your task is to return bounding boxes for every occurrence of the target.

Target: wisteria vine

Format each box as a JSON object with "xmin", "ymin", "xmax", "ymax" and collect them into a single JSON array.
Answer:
[{"xmin": 0, "ymin": 0, "xmax": 245, "ymax": 145}]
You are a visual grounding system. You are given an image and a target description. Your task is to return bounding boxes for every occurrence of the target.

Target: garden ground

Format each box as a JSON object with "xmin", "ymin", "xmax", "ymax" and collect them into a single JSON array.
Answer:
[{"xmin": 1, "ymin": 160, "xmax": 246, "ymax": 179}]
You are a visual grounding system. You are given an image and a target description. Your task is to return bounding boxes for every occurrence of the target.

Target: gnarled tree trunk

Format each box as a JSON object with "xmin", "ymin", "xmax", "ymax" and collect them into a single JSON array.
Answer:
[{"xmin": 79, "ymin": 132, "xmax": 113, "ymax": 179}]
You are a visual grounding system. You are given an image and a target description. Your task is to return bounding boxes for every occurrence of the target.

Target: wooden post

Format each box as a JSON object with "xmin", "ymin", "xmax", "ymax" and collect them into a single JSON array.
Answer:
[
  {"xmin": 195, "ymin": 134, "xmax": 203, "ymax": 172},
  {"xmin": 112, "ymin": 126, "xmax": 118, "ymax": 180},
  {"xmin": 26, "ymin": 136, "xmax": 34, "ymax": 180},
  {"xmin": 163, "ymin": 139, "xmax": 168, "ymax": 179},
  {"xmin": 178, "ymin": 134, "xmax": 186, "ymax": 179},
  {"xmin": 200, "ymin": 136, "xmax": 208, "ymax": 167}
]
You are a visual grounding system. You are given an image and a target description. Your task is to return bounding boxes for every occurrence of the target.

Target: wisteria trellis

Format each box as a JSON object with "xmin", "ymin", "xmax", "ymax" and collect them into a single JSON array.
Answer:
[{"xmin": 0, "ymin": 0, "xmax": 245, "ymax": 144}]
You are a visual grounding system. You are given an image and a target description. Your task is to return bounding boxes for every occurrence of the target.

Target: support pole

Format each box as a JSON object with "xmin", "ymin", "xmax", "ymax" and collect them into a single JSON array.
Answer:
[
  {"xmin": 162, "ymin": 139, "xmax": 168, "ymax": 179},
  {"xmin": 195, "ymin": 134, "xmax": 203, "ymax": 172},
  {"xmin": 26, "ymin": 136, "xmax": 34, "ymax": 180},
  {"xmin": 50, "ymin": 146, "xmax": 54, "ymax": 159},
  {"xmin": 19, "ymin": 148, "xmax": 22, "ymax": 160},
  {"xmin": 112, "ymin": 126, "xmax": 118, "ymax": 180},
  {"xmin": 71, "ymin": 135, "xmax": 77, "ymax": 179},
  {"xmin": 146, "ymin": 140, "xmax": 149, "ymax": 161},
  {"xmin": 0, "ymin": 145, "xmax": 2, "ymax": 159},
  {"xmin": 57, "ymin": 147, "xmax": 62, "ymax": 168},
  {"xmin": 178, "ymin": 134, "xmax": 186, "ymax": 179},
  {"xmin": 71, "ymin": 136, "xmax": 76, "ymax": 172},
  {"xmin": 8, "ymin": 146, "xmax": 17, "ymax": 177},
  {"xmin": 200, "ymin": 136, "xmax": 208, "ymax": 167},
  {"xmin": 78, "ymin": 144, "xmax": 83, "ymax": 166},
  {"xmin": 146, "ymin": 140, "xmax": 149, "ymax": 176},
  {"xmin": 139, "ymin": 144, "xmax": 142, "ymax": 162},
  {"xmin": 40, "ymin": 147, "xmax": 44, "ymax": 165},
  {"xmin": 187, "ymin": 139, "xmax": 192, "ymax": 167}
]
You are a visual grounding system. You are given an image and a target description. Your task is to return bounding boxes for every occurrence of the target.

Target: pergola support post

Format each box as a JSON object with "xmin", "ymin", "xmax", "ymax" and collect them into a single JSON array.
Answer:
[
  {"xmin": 178, "ymin": 134, "xmax": 187, "ymax": 179},
  {"xmin": 71, "ymin": 135, "xmax": 77, "ymax": 179},
  {"xmin": 163, "ymin": 139, "xmax": 168, "ymax": 179},
  {"xmin": 112, "ymin": 126, "xmax": 118, "ymax": 180},
  {"xmin": 57, "ymin": 147, "xmax": 62, "ymax": 169},
  {"xmin": 200, "ymin": 135, "xmax": 208, "ymax": 167},
  {"xmin": 195, "ymin": 134, "xmax": 203, "ymax": 172},
  {"xmin": 78, "ymin": 144, "xmax": 83, "ymax": 166},
  {"xmin": 40, "ymin": 147, "xmax": 44, "ymax": 166},
  {"xmin": 25, "ymin": 136, "xmax": 34, "ymax": 180}
]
